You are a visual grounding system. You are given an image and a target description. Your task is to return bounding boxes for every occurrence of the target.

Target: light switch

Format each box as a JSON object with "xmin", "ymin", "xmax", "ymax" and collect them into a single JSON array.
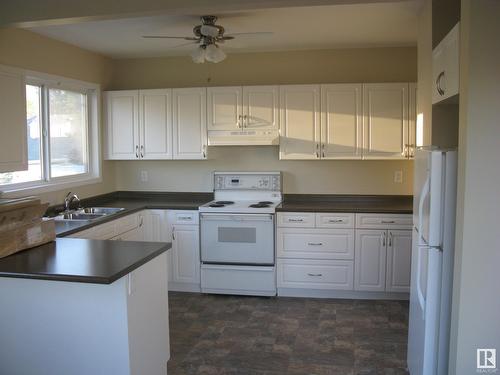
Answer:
[{"xmin": 140, "ymin": 170, "xmax": 149, "ymax": 182}]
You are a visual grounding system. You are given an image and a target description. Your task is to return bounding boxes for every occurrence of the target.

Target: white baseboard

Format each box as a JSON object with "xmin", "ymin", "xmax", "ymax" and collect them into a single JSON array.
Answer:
[{"xmin": 277, "ymin": 288, "xmax": 409, "ymax": 300}]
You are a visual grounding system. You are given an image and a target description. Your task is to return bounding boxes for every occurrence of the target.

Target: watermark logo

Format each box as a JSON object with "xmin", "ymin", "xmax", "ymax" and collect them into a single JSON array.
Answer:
[{"xmin": 477, "ymin": 349, "xmax": 498, "ymax": 373}]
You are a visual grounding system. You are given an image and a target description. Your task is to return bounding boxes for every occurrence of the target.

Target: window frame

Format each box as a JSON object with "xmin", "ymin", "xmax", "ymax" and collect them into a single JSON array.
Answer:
[{"xmin": 0, "ymin": 69, "xmax": 101, "ymax": 194}]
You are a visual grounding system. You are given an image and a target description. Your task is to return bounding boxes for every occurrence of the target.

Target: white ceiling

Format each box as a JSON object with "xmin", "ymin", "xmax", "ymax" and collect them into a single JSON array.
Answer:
[{"xmin": 28, "ymin": 2, "xmax": 419, "ymax": 59}]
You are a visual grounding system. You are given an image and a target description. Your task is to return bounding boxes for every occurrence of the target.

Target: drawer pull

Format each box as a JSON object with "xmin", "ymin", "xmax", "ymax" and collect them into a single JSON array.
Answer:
[
  {"xmin": 307, "ymin": 273, "xmax": 323, "ymax": 277},
  {"xmin": 381, "ymin": 220, "xmax": 396, "ymax": 224},
  {"xmin": 328, "ymin": 219, "xmax": 344, "ymax": 223},
  {"xmin": 178, "ymin": 216, "xmax": 192, "ymax": 220},
  {"xmin": 288, "ymin": 219, "xmax": 304, "ymax": 222},
  {"xmin": 307, "ymin": 242, "xmax": 323, "ymax": 246}
]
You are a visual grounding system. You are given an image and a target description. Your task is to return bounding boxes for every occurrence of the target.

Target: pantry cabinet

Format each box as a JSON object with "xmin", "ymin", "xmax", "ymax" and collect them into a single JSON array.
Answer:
[
  {"xmin": 279, "ymin": 85, "xmax": 321, "ymax": 160},
  {"xmin": 362, "ymin": 83, "xmax": 409, "ymax": 159},
  {"xmin": 0, "ymin": 66, "xmax": 27, "ymax": 173},
  {"xmin": 104, "ymin": 88, "xmax": 207, "ymax": 160}
]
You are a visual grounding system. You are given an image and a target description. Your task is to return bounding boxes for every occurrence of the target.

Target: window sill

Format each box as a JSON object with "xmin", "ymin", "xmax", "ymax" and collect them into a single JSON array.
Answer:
[{"xmin": 0, "ymin": 175, "xmax": 103, "ymax": 197}]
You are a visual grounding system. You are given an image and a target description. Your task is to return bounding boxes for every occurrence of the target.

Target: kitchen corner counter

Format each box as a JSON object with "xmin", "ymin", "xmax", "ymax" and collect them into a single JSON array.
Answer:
[
  {"xmin": 0, "ymin": 238, "xmax": 171, "ymax": 284},
  {"xmin": 277, "ymin": 194, "xmax": 413, "ymax": 214}
]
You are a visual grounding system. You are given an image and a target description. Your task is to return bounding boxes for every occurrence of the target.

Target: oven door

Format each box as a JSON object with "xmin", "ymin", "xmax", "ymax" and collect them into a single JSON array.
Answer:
[{"xmin": 200, "ymin": 213, "xmax": 274, "ymax": 265}]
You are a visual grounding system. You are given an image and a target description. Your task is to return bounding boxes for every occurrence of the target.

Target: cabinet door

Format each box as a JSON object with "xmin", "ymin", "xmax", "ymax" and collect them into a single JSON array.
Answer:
[
  {"xmin": 362, "ymin": 83, "xmax": 408, "ymax": 160},
  {"xmin": 207, "ymin": 86, "xmax": 242, "ymax": 131},
  {"xmin": 171, "ymin": 225, "xmax": 200, "ymax": 284},
  {"xmin": 172, "ymin": 88, "xmax": 207, "ymax": 160},
  {"xmin": 242, "ymin": 85, "xmax": 279, "ymax": 130},
  {"xmin": 115, "ymin": 225, "xmax": 145, "ymax": 241},
  {"xmin": 432, "ymin": 23, "xmax": 459, "ymax": 104},
  {"xmin": 408, "ymin": 83, "xmax": 417, "ymax": 159},
  {"xmin": 104, "ymin": 90, "xmax": 139, "ymax": 160},
  {"xmin": 142, "ymin": 210, "xmax": 166, "ymax": 242},
  {"xmin": 386, "ymin": 230, "xmax": 412, "ymax": 293},
  {"xmin": 355, "ymin": 229, "xmax": 387, "ymax": 292},
  {"xmin": 0, "ymin": 67, "xmax": 27, "ymax": 172},
  {"xmin": 320, "ymin": 84, "xmax": 362, "ymax": 159},
  {"xmin": 279, "ymin": 85, "xmax": 320, "ymax": 160},
  {"xmin": 139, "ymin": 89, "xmax": 172, "ymax": 160}
]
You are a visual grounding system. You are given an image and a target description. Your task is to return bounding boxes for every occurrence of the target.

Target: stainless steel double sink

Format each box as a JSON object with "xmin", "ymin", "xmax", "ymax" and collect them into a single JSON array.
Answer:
[{"xmin": 54, "ymin": 207, "xmax": 125, "ymax": 222}]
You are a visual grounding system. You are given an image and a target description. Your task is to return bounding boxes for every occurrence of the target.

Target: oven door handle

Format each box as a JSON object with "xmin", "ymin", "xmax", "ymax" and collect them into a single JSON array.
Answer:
[{"xmin": 200, "ymin": 213, "xmax": 273, "ymax": 221}]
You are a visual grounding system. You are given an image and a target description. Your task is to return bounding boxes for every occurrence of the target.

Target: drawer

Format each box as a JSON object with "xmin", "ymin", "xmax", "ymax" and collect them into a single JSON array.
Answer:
[
  {"xmin": 69, "ymin": 221, "xmax": 116, "ymax": 240},
  {"xmin": 355, "ymin": 213, "xmax": 412, "ymax": 229},
  {"xmin": 277, "ymin": 228, "xmax": 354, "ymax": 260},
  {"xmin": 277, "ymin": 259, "xmax": 354, "ymax": 290},
  {"xmin": 168, "ymin": 210, "xmax": 199, "ymax": 225},
  {"xmin": 277, "ymin": 212, "xmax": 315, "ymax": 228},
  {"xmin": 316, "ymin": 213, "xmax": 354, "ymax": 228}
]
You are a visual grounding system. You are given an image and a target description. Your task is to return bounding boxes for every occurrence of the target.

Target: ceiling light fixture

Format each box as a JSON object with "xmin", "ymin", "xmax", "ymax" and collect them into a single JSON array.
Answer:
[{"xmin": 191, "ymin": 42, "xmax": 226, "ymax": 64}]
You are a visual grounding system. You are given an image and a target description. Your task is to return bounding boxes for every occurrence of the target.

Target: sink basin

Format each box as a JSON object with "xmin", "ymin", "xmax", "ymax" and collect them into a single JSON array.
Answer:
[
  {"xmin": 53, "ymin": 207, "xmax": 125, "ymax": 222},
  {"xmin": 80, "ymin": 207, "xmax": 125, "ymax": 215}
]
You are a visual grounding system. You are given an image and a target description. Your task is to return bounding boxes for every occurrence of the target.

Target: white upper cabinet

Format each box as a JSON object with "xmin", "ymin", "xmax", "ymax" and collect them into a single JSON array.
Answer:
[
  {"xmin": 320, "ymin": 84, "xmax": 363, "ymax": 159},
  {"xmin": 207, "ymin": 86, "xmax": 242, "ymax": 131},
  {"xmin": 105, "ymin": 90, "xmax": 140, "ymax": 160},
  {"xmin": 242, "ymin": 86, "xmax": 279, "ymax": 130},
  {"xmin": 139, "ymin": 89, "xmax": 172, "ymax": 160},
  {"xmin": 362, "ymin": 83, "xmax": 409, "ymax": 160},
  {"xmin": 0, "ymin": 66, "xmax": 27, "ymax": 173},
  {"xmin": 172, "ymin": 87, "xmax": 207, "ymax": 160},
  {"xmin": 432, "ymin": 22, "xmax": 459, "ymax": 104},
  {"xmin": 279, "ymin": 85, "xmax": 321, "ymax": 160},
  {"xmin": 105, "ymin": 88, "xmax": 206, "ymax": 160}
]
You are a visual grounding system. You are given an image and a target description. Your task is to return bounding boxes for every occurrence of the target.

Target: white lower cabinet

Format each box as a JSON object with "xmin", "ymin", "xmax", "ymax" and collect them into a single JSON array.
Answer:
[
  {"xmin": 385, "ymin": 230, "xmax": 412, "ymax": 293},
  {"xmin": 354, "ymin": 229, "xmax": 387, "ymax": 292},
  {"xmin": 277, "ymin": 212, "xmax": 411, "ymax": 299},
  {"xmin": 167, "ymin": 210, "xmax": 201, "ymax": 292},
  {"xmin": 277, "ymin": 259, "xmax": 353, "ymax": 290}
]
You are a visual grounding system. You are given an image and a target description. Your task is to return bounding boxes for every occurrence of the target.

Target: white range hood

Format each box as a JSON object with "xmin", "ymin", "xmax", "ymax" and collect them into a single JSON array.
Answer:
[{"xmin": 208, "ymin": 130, "xmax": 279, "ymax": 146}]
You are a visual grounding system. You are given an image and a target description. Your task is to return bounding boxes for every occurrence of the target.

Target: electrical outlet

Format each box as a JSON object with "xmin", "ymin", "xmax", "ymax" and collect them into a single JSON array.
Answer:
[
  {"xmin": 394, "ymin": 170, "xmax": 403, "ymax": 184},
  {"xmin": 140, "ymin": 170, "xmax": 148, "ymax": 183}
]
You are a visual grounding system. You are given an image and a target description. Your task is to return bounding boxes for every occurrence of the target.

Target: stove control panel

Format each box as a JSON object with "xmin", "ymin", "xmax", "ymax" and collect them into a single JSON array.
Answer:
[{"xmin": 214, "ymin": 172, "xmax": 281, "ymax": 191}]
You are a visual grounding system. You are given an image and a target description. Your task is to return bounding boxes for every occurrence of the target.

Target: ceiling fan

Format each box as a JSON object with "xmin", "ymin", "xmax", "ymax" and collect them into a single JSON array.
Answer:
[{"xmin": 142, "ymin": 15, "xmax": 273, "ymax": 63}]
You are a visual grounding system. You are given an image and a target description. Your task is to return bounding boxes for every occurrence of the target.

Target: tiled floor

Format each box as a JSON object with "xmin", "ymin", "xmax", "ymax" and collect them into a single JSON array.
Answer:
[{"xmin": 168, "ymin": 292, "xmax": 409, "ymax": 375}]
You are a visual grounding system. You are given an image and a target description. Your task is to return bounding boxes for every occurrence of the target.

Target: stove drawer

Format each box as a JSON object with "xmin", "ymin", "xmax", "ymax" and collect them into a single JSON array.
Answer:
[
  {"xmin": 277, "ymin": 228, "xmax": 354, "ymax": 260},
  {"xmin": 277, "ymin": 259, "xmax": 354, "ymax": 290},
  {"xmin": 277, "ymin": 212, "xmax": 315, "ymax": 228}
]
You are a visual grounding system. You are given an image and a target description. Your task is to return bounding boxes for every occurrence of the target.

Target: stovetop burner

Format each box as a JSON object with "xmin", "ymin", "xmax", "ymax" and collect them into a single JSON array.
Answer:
[
  {"xmin": 258, "ymin": 201, "xmax": 273, "ymax": 205},
  {"xmin": 209, "ymin": 203, "xmax": 225, "ymax": 208},
  {"xmin": 249, "ymin": 203, "xmax": 271, "ymax": 208},
  {"xmin": 215, "ymin": 201, "xmax": 235, "ymax": 205}
]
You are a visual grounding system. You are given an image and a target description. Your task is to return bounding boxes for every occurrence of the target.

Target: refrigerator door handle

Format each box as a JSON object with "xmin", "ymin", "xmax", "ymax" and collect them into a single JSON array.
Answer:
[
  {"xmin": 417, "ymin": 246, "xmax": 426, "ymax": 320},
  {"xmin": 418, "ymin": 175, "xmax": 430, "ymax": 246}
]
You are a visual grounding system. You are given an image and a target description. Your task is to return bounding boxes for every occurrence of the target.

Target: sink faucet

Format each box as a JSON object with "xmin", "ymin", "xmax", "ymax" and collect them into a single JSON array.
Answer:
[{"xmin": 64, "ymin": 192, "xmax": 80, "ymax": 212}]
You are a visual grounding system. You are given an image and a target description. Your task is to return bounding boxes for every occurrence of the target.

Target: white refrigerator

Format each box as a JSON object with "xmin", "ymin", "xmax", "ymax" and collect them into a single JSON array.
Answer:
[{"xmin": 407, "ymin": 148, "xmax": 457, "ymax": 375}]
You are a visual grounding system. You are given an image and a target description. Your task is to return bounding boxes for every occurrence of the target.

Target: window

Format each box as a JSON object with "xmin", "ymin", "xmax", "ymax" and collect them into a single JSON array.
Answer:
[{"xmin": 0, "ymin": 74, "xmax": 100, "ymax": 192}]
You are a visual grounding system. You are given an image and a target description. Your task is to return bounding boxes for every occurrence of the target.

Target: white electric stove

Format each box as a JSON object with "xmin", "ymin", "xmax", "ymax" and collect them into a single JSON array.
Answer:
[{"xmin": 199, "ymin": 172, "xmax": 282, "ymax": 297}]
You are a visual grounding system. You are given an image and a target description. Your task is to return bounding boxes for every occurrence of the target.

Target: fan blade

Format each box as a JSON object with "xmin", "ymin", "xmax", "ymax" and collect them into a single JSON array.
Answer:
[
  {"xmin": 169, "ymin": 41, "xmax": 199, "ymax": 49},
  {"xmin": 142, "ymin": 36, "xmax": 199, "ymax": 40},
  {"xmin": 224, "ymin": 31, "xmax": 273, "ymax": 37}
]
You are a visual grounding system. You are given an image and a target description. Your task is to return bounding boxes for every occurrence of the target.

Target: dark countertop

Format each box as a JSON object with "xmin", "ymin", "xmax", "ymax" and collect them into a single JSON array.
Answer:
[
  {"xmin": 277, "ymin": 194, "xmax": 413, "ymax": 214},
  {"xmin": 51, "ymin": 191, "xmax": 412, "ymax": 237},
  {"xmin": 0, "ymin": 238, "xmax": 171, "ymax": 284},
  {"xmin": 53, "ymin": 191, "xmax": 213, "ymax": 237}
]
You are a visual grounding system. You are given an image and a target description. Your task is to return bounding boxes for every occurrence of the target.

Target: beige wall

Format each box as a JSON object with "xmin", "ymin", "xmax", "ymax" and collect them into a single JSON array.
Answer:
[
  {"xmin": 109, "ymin": 47, "xmax": 416, "ymax": 90},
  {"xmin": 0, "ymin": 28, "xmax": 115, "ymax": 204},
  {"xmin": 449, "ymin": 1, "xmax": 500, "ymax": 373},
  {"xmin": 111, "ymin": 47, "xmax": 416, "ymax": 195}
]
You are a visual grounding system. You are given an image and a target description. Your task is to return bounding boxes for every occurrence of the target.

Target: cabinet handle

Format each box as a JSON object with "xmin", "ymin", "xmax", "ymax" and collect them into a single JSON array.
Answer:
[
  {"xmin": 388, "ymin": 232, "xmax": 393, "ymax": 247},
  {"xmin": 307, "ymin": 273, "xmax": 323, "ymax": 277},
  {"xmin": 307, "ymin": 242, "xmax": 323, "ymax": 246},
  {"xmin": 135, "ymin": 145, "xmax": 139, "ymax": 158},
  {"xmin": 381, "ymin": 220, "xmax": 396, "ymax": 224},
  {"xmin": 172, "ymin": 227, "xmax": 175, "ymax": 240},
  {"xmin": 436, "ymin": 71, "xmax": 445, "ymax": 96},
  {"xmin": 244, "ymin": 114, "xmax": 248, "ymax": 127},
  {"xmin": 328, "ymin": 219, "xmax": 344, "ymax": 223},
  {"xmin": 202, "ymin": 144, "xmax": 207, "ymax": 159},
  {"xmin": 238, "ymin": 115, "xmax": 243, "ymax": 128},
  {"xmin": 140, "ymin": 145, "xmax": 144, "ymax": 158},
  {"xmin": 382, "ymin": 232, "xmax": 386, "ymax": 247},
  {"xmin": 288, "ymin": 218, "xmax": 304, "ymax": 222},
  {"xmin": 139, "ymin": 217, "xmax": 143, "ymax": 227},
  {"xmin": 408, "ymin": 144, "xmax": 415, "ymax": 158}
]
